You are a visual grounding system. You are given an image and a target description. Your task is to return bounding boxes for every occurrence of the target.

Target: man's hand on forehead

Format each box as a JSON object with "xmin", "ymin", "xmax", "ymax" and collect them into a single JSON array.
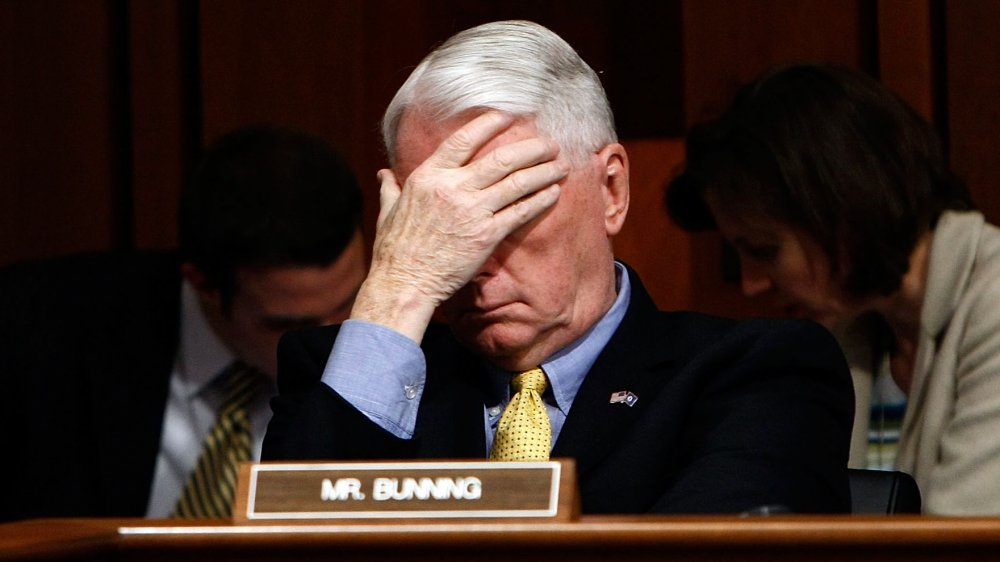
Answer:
[{"xmin": 350, "ymin": 111, "xmax": 569, "ymax": 343}]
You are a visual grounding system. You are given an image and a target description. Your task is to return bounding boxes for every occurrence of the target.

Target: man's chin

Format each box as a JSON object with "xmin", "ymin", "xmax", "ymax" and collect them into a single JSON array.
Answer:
[
  {"xmin": 783, "ymin": 305, "xmax": 842, "ymax": 330},
  {"xmin": 784, "ymin": 304, "xmax": 817, "ymax": 322},
  {"xmin": 449, "ymin": 320, "xmax": 536, "ymax": 366}
]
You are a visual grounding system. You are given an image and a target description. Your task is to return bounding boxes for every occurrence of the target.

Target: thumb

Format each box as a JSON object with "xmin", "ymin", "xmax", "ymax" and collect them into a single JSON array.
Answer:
[{"xmin": 376, "ymin": 169, "xmax": 401, "ymax": 228}]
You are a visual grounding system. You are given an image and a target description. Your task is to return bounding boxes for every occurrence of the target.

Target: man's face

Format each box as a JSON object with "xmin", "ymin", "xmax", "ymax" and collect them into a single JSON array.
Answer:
[
  {"xmin": 393, "ymin": 110, "xmax": 627, "ymax": 369},
  {"xmin": 198, "ymin": 230, "xmax": 367, "ymax": 377}
]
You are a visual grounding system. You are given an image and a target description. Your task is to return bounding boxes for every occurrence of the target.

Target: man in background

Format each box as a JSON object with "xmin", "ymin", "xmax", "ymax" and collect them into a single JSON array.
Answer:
[{"xmin": 0, "ymin": 124, "xmax": 367, "ymax": 520}]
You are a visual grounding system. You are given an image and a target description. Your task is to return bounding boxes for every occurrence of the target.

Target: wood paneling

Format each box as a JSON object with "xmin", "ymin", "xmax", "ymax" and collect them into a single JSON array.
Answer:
[
  {"xmin": 195, "ymin": 1, "xmax": 675, "ymax": 244},
  {"xmin": 11, "ymin": 516, "xmax": 1000, "ymax": 561},
  {"xmin": 616, "ymin": 140, "xmax": 690, "ymax": 311},
  {"xmin": 681, "ymin": 0, "xmax": 866, "ymax": 127},
  {"xmin": 128, "ymin": 0, "xmax": 199, "ymax": 250},
  {"xmin": 3, "ymin": 0, "xmax": 1000, "ymax": 319},
  {"xmin": 0, "ymin": 1, "xmax": 119, "ymax": 265},
  {"xmin": 198, "ymin": 0, "xmax": 378, "ymax": 236},
  {"xmin": 877, "ymin": 0, "xmax": 935, "ymax": 121},
  {"xmin": 679, "ymin": 0, "xmax": 867, "ymax": 318},
  {"xmin": 946, "ymin": 0, "xmax": 1000, "ymax": 225}
]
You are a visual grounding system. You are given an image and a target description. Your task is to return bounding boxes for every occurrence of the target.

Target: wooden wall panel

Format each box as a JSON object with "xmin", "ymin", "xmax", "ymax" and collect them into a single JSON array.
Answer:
[
  {"xmin": 678, "ymin": 0, "xmax": 868, "ymax": 318},
  {"xmin": 197, "ymin": 0, "xmax": 465, "ymax": 243},
  {"xmin": 681, "ymin": 0, "xmax": 867, "ymax": 127},
  {"xmin": 195, "ymin": 1, "xmax": 672, "ymax": 244},
  {"xmin": 128, "ymin": 0, "xmax": 199, "ymax": 250},
  {"xmin": 946, "ymin": 0, "xmax": 1000, "ymax": 225},
  {"xmin": 4, "ymin": 0, "xmax": 1000, "ymax": 321},
  {"xmin": 616, "ymin": 140, "xmax": 691, "ymax": 311},
  {"xmin": 0, "ymin": 1, "xmax": 118, "ymax": 266},
  {"xmin": 877, "ymin": 0, "xmax": 935, "ymax": 121},
  {"xmin": 198, "ymin": 0, "xmax": 376, "ymax": 236}
]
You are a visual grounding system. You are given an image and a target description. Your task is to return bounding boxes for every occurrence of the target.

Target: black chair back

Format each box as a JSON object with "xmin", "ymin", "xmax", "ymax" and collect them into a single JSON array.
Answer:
[{"xmin": 848, "ymin": 468, "xmax": 921, "ymax": 514}]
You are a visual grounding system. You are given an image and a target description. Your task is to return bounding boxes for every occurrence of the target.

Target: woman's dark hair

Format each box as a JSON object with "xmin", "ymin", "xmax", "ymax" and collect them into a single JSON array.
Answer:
[
  {"xmin": 666, "ymin": 62, "xmax": 971, "ymax": 298},
  {"xmin": 179, "ymin": 124, "xmax": 363, "ymax": 312}
]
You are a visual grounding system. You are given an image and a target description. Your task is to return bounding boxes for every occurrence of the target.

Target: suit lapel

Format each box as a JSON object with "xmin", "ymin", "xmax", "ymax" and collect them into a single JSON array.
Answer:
[
  {"xmin": 89, "ymin": 257, "xmax": 180, "ymax": 515},
  {"xmin": 415, "ymin": 325, "xmax": 489, "ymax": 458},
  {"xmin": 552, "ymin": 267, "xmax": 679, "ymax": 477}
]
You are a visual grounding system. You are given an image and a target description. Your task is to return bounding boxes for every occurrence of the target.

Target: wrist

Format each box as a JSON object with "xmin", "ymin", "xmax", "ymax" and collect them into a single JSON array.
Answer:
[{"xmin": 349, "ymin": 273, "xmax": 438, "ymax": 344}]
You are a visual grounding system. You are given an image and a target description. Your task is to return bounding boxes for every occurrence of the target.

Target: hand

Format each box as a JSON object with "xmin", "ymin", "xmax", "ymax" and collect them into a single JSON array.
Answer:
[{"xmin": 352, "ymin": 112, "xmax": 569, "ymax": 342}]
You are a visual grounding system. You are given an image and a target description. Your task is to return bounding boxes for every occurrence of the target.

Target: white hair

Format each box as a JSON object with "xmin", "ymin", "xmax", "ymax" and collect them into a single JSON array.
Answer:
[{"xmin": 381, "ymin": 20, "xmax": 617, "ymax": 166}]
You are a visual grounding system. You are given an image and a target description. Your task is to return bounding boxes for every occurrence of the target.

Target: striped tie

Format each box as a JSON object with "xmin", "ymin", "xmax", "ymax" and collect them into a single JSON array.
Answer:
[
  {"xmin": 173, "ymin": 361, "xmax": 265, "ymax": 518},
  {"xmin": 490, "ymin": 368, "xmax": 552, "ymax": 461}
]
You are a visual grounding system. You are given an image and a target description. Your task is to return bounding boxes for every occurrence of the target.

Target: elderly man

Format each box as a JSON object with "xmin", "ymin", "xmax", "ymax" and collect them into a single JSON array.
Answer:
[{"xmin": 263, "ymin": 20, "xmax": 854, "ymax": 514}]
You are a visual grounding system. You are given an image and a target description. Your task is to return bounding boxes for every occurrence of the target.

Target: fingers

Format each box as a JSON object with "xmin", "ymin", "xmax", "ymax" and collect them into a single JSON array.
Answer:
[
  {"xmin": 460, "ymin": 132, "xmax": 564, "ymax": 200},
  {"xmin": 426, "ymin": 111, "xmax": 565, "ymax": 192},
  {"xmin": 427, "ymin": 112, "xmax": 516, "ymax": 169},
  {"xmin": 476, "ymin": 154, "xmax": 569, "ymax": 214},
  {"xmin": 491, "ymin": 183, "xmax": 562, "ymax": 234},
  {"xmin": 429, "ymin": 111, "xmax": 570, "ymax": 213},
  {"xmin": 364, "ymin": 111, "xmax": 569, "ymax": 315}
]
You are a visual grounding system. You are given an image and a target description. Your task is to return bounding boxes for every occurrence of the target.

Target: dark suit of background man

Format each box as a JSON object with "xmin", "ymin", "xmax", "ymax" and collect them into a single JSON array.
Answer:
[
  {"xmin": 262, "ymin": 20, "xmax": 855, "ymax": 514},
  {"xmin": 0, "ymin": 125, "xmax": 368, "ymax": 521}
]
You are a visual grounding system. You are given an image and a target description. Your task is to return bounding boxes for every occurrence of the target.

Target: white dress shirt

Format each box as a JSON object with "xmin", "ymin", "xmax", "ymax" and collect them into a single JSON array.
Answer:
[{"xmin": 145, "ymin": 281, "xmax": 275, "ymax": 518}]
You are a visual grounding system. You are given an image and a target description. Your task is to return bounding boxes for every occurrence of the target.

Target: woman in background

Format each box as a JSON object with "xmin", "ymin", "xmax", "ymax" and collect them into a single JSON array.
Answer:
[{"xmin": 666, "ymin": 62, "xmax": 1000, "ymax": 514}]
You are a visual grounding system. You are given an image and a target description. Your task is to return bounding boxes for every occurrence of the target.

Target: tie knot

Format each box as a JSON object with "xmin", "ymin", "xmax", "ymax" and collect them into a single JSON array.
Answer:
[
  {"xmin": 221, "ymin": 361, "xmax": 267, "ymax": 411},
  {"xmin": 512, "ymin": 368, "xmax": 547, "ymax": 395}
]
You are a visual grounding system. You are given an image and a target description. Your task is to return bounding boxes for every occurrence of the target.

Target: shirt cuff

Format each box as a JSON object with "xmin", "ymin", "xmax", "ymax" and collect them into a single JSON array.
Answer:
[{"xmin": 320, "ymin": 319, "xmax": 426, "ymax": 438}]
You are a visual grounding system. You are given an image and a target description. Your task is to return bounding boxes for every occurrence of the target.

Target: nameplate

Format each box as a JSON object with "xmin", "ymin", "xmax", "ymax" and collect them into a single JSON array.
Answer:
[{"xmin": 233, "ymin": 459, "xmax": 578, "ymax": 523}]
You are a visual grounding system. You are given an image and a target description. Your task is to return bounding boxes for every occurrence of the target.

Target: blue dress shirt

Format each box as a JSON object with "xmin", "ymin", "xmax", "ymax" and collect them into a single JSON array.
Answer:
[{"xmin": 322, "ymin": 262, "xmax": 630, "ymax": 454}]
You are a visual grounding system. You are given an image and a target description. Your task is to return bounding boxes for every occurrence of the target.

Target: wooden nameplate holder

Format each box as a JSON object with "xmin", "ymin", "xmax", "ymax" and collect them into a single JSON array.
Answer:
[{"xmin": 233, "ymin": 458, "xmax": 579, "ymax": 524}]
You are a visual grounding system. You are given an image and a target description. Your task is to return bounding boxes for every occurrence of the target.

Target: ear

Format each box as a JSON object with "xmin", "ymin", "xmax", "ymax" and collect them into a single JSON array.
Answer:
[
  {"xmin": 596, "ymin": 143, "xmax": 630, "ymax": 236},
  {"xmin": 180, "ymin": 262, "xmax": 223, "ymax": 315}
]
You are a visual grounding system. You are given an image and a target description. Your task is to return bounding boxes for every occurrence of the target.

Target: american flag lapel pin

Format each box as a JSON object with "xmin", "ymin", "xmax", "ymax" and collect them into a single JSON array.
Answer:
[{"xmin": 610, "ymin": 390, "xmax": 638, "ymax": 407}]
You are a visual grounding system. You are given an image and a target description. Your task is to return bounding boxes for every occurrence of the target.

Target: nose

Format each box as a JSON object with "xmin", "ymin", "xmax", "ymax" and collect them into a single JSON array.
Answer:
[
  {"xmin": 740, "ymin": 261, "xmax": 773, "ymax": 297},
  {"xmin": 474, "ymin": 252, "xmax": 502, "ymax": 280}
]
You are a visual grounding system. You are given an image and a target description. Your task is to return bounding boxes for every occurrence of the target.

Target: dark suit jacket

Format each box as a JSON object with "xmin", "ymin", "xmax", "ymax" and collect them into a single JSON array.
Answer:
[
  {"xmin": 263, "ymin": 267, "xmax": 855, "ymax": 514},
  {"xmin": 0, "ymin": 252, "xmax": 181, "ymax": 521}
]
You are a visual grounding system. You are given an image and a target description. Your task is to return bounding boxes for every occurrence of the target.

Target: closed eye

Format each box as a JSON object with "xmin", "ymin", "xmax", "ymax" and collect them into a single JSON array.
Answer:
[{"xmin": 740, "ymin": 244, "xmax": 778, "ymax": 262}]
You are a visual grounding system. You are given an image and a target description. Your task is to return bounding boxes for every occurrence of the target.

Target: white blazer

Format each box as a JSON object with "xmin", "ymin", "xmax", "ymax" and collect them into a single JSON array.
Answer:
[{"xmin": 844, "ymin": 210, "xmax": 1000, "ymax": 514}]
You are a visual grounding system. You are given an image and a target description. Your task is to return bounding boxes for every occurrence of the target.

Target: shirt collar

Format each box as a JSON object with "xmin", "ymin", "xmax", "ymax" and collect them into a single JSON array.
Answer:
[
  {"xmin": 544, "ymin": 261, "xmax": 630, "ymax": 414},
  {"xmin": 922, "ymin": 210, "xmax": 984, "ymax": 339},
  {"xmin": 177, "ymin": 279, "xmax": 236, "ymax": 399},
  {"xmin": 486, "ymin": 261, "xmax": 631, "ymax": 414}
]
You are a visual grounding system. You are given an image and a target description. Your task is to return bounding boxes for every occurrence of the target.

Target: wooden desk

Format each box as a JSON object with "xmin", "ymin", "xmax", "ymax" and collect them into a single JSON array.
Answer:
[{"xmin": 4, "ymin": 516, "xmax": 1000, "ymax": 561}]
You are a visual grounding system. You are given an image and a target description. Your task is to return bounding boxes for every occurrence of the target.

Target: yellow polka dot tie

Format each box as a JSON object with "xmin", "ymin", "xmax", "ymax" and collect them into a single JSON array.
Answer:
[
  {"xmin": 173, "ymin": 361, "xmax": 265, "ymax": 518},
  {"xmin": 490, "ymin": 368, "xmax": 552, "ymax": 461}
]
